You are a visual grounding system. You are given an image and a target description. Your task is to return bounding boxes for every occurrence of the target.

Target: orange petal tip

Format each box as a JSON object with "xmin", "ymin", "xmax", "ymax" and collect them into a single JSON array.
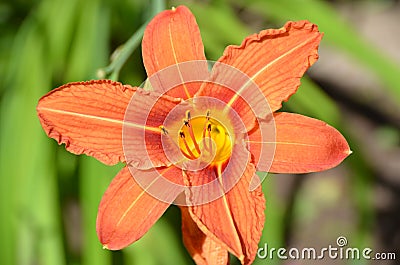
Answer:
[
  {"xmin": 253, "ymin": 112, "xmax": 351, "ymax": 173},
  {"xmin": 347, "ymin": 150, "xmax": 353, "ymax": 155}
]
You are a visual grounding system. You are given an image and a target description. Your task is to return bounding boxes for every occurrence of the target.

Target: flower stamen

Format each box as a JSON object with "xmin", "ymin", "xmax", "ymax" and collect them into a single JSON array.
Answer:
[
  {"xmin": 177, "ymin": 111, "xmax": 232, "ymax": 166},
  {"xmin": 184, "ymin": 111, "xmax": 201, "ymax": 154},
  {"xmin": 206, "ymin": 110, "xmax": 211, "ymax": 120},
  {"xmin": 207, "ymin": 123, "xmax": 213, "ymax": 154},
  {"xmin": 201, "ymin": 118, "xmax": 211, "ymax": 152},
  {"xmin": 159, "ymin": 125, "xmax": 169, "ymax": 135},
  {"xmin": 179, "ymin": 131, "xmax": 197, "ymax": 159}
]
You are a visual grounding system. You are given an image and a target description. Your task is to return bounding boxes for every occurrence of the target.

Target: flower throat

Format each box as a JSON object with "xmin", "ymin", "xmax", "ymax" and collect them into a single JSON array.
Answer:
[{"xmin": 178, "ymin": 111, "xmax": 232, "ymax": 165}]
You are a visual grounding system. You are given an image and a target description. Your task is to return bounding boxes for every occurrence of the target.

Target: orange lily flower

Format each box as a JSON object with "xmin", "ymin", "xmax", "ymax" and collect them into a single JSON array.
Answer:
[{"xmin": 37, "ymin": 6, "xmax": 350, "ymax": 265}]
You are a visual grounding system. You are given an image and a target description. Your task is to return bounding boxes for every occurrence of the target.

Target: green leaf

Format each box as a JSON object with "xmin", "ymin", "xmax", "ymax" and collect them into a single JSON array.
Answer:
[
  {"xmin": 80, "ymin": 157, "xmax": 120, "ymax": 265},
  {"xmin": 0, "ymin": 13, "xmax": 65, "ymax": 265}
]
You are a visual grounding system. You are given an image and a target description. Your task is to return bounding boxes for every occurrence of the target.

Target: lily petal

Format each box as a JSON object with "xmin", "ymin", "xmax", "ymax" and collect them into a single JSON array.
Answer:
[
  {"xmin": 198, "ymin": 20, "xmax": 322, "ymax": 116},
  {"xmin": 97, "ymin": 166, "xmax": 183, "ymax": 250},
  {"xmin": 37, "ymin": 80, "xmax": 135, "ymax": 165},
  {"xmin": 185, "ymin": 162, "xmax": 265, "ymax": 265},
  {"xmin": 249, "ymin": 112, "xmax": 351, "ymax": 173},
  {"xmin": 196, "ymin": 82, "xmax": 261, "ymax": 132},
  {"xmin": 181, "ymin": 206, "xmax": 229, "ymax": 265},
  {"xmin": 123, "ymin": 89, "xmax": 182, "ymax": 169},
  {"xmin": 142, "ymin": 5, "xmax": 208, "ymax": 98}
]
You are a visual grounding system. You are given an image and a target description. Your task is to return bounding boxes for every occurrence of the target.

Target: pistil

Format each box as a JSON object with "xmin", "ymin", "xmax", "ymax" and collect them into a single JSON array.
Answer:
[{"xmin": 171, "ymin": 110, "xmax": 232, "ymax": 165}]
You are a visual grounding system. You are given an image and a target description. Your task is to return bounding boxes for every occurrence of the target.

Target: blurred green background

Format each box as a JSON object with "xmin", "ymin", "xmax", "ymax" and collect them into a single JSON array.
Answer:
[{"xmin": 1, "ymin": 0, "xmax": 399, "ymax": 264}]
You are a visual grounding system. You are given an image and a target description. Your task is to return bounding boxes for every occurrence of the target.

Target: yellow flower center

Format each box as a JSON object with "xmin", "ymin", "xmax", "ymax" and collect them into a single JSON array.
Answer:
[{"xmin": 178, "ymin": 111, "xmax": 232, "ymax": 166}]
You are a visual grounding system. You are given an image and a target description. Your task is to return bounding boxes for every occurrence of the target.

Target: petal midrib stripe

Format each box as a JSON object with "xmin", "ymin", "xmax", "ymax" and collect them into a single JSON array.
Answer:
[
  {"xmin": 168, "ymin": 15, "xmax": 191, "ymax": 99},
  {"xmin": 38, "ymin": 107, "xmax": 161, "ymax": 133},
  {"xmin": 246, "ymin": 140, "xmax": 321, "ymax": 147},
  {"xmin": 225, "ymin": 34, "xmax": 319, "ymax": 109}
]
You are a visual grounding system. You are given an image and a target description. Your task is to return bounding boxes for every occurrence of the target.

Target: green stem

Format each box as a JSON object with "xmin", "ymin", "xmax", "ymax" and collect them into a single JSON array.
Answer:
[
  {"xmin": 99, "ymin": 0, "xmax": 166, "ymax": 81},
  {"xmin": 100, "ymin": 23, "xmax": 146, "ymax": 81}
]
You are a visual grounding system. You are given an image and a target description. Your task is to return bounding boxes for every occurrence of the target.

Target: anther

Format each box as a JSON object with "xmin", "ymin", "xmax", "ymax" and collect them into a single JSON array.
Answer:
[
  {"xmin": 159, "ymin": 126, "xmax": 168, "ymax": 135},
  {"xmin": 186, "ymin": 110, "xmax": 191, "ymax": 120},
  {"xmin": 179, "ymin": 131, "xmax": 185, "ymax": 138},
  {"xmin": 183, "ymin": 111, "xmax": 201, "ymax": 154},
  {"xmin": 206, "ymin": 110, "xmax": 211, "ymax": 120},
  {"xmin": 208, "ymin": 128, "xmax": 212, "ymax": 153}
]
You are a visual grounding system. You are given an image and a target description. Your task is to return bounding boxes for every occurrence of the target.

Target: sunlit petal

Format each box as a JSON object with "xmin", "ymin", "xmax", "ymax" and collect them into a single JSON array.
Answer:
[
  {"xmin": 181, "ymin": 206, "xmax": 229, "ymax": 265},
  {"xmin": 37, "ymin": 80, "xmax": 135, "ymax": 165},
  {"xmin": 185, "ymin": 162, "xmax": 265, "ymax": 265},
  {"xmin": 249, "ymin": 112, "xmax": 351, "ymax": 173},
  {"xmin": 142, "ymin": 6, "xmax": 208, "ymax": 98},
  {"xmin": 97, "ymin": 166, "xmax": 182, "ymax": 250},
  {"xmin": 123, "ymin": 89, "xmax": 182, "ymax": 169},
  {"xmin": 198, "ymin": 20, "xmax": 322, "ymax": 119}
]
